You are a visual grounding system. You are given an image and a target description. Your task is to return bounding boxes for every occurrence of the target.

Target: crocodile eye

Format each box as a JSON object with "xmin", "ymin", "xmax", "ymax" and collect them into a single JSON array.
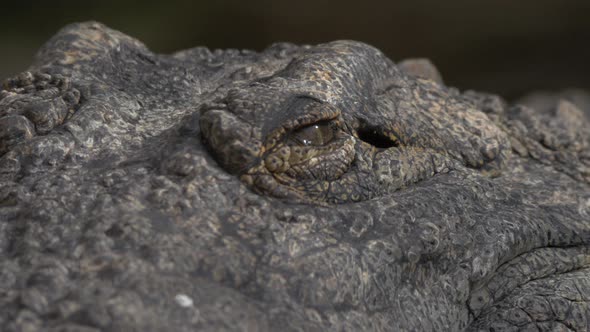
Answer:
[{"xmin": 290, "ymin": 121, "xmax": 336, "ymax": 146}]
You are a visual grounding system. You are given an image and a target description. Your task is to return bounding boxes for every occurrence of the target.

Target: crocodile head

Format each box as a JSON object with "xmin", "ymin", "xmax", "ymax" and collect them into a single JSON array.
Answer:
[{"xmin": 1, "ymin": 23, "xmax": 589, "ymax": 331}]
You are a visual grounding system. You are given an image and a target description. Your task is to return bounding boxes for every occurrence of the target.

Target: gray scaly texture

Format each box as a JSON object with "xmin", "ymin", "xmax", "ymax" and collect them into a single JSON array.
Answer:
[{"xmin": 0, "ymin": 22, "xmax": 589, "ymax": 331}]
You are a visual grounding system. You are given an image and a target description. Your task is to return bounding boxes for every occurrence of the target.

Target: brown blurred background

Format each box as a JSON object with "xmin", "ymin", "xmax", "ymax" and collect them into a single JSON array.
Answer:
[{"xmin": 1, "ymin": 0, "xmax": 589, "ymax": 99}]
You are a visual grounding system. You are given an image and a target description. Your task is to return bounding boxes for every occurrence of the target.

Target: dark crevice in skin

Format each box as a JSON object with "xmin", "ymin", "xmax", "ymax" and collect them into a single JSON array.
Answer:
[{"xmin": 356, "ymin": 123, "xmax": 399, "ymax": 149}]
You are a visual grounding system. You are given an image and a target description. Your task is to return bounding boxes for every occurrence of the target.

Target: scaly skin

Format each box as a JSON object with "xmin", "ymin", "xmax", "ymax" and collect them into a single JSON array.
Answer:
[
  {"xmin": 0, "ymin": 22, "xmax": 589, "ymax": 331},
  {"xmin": 201, "ymin": 41, "xmax": 511, "ymax": 204}
]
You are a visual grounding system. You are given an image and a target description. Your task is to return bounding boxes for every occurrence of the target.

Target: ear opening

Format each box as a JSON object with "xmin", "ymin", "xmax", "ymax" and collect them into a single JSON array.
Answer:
[{"xmin": 356, "ymin": 123, "xmax": 398, "ymax": 149}]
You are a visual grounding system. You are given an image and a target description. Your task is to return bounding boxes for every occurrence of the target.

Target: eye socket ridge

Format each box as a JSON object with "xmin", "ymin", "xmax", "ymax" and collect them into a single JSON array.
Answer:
[{"xmin": 289, "ymin": 120, "xmax": 338, "ymax": 146}]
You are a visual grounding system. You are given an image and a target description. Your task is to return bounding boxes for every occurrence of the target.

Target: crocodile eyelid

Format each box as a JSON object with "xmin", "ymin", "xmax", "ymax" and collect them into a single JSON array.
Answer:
[
  {"xmin": 288, "ymin": 120, "xmax": 338, "ymax": 147},
  {"xmin": 263, "ymin": 100, "xmax": 340, "ymax": 150}
]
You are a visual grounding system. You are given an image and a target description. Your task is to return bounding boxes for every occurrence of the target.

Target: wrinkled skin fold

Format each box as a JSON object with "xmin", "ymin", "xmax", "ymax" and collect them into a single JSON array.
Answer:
[{"xmin": 0, "ymin": 22, "xmax": 589, "ymax": 331}]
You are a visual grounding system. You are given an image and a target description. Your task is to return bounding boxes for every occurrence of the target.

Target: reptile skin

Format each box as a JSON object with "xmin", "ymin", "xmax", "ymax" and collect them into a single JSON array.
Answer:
[{"xmin": 0, "ymin": 22, "xmax": 589, "ymax": 331}]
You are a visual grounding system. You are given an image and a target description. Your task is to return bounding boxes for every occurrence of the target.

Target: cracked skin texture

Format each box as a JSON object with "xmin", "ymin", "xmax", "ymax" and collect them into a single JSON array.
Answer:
[
  {"xmin": 0, "ymin": 22, "xmax": 589, "ymax": 331},
  {"xmin": 201, "ymin": 41, "xmax": 510, "ymax": 204}
]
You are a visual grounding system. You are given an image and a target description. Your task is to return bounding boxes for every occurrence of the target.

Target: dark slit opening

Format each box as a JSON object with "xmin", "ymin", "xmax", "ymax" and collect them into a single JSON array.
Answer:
[{"xmin": 357, "ymin": 125, "xmax": 398, "ymax": 149}]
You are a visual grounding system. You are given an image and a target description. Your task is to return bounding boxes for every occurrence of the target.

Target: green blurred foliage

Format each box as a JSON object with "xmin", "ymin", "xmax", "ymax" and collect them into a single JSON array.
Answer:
[{"xmin": 1, "ymin": 0, "xmax": 589, "ymax": 98}]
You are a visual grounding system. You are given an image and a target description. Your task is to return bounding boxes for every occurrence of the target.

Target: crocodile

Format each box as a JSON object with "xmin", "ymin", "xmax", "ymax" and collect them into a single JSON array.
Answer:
[{"xmin": 0, "ymin": 21, "xmax": 589, "ymax": 331}]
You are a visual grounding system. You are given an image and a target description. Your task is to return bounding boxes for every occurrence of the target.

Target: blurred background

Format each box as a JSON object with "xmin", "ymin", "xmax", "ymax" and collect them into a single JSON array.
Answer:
[{"xmin": 1, "ymin": 0, "xmax": 589, "ymax": 99}]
